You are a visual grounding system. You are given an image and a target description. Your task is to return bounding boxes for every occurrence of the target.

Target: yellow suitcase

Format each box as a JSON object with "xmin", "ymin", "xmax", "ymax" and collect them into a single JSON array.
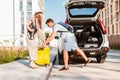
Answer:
[{"xmin": 35, "ymin": 47, "xmax": 50, "ymax": 66}]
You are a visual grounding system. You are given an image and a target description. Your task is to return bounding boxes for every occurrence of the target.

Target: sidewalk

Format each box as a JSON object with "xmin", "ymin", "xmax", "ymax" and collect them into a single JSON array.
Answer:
[{"xmin": 0, "ymin": 48, "xmax": 57, "ymax": 80}]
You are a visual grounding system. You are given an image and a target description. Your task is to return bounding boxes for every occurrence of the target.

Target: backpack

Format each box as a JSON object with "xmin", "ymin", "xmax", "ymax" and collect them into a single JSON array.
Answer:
[
  {"xmin": 58, "ymin": 22, "xmax": 74, "ymax": 33},
  {"xmin": 27, "ymin": 19, "xmax": 37, "ymax": 40}
]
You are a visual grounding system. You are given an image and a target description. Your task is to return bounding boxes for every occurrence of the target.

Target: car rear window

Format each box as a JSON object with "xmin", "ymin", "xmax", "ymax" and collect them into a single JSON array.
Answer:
[{"xmin": 69, "ymin": 8, "xmax": 98, "ymax": 17}]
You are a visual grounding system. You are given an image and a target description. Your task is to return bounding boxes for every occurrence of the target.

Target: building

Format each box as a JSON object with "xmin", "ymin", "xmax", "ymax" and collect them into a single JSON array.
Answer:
[
  {"xmin": 0, "ymin": 0, "xmax": 43, "ymax": 47},
  {"xmin": 16, "ymin": 0, "xmax": 44, "ymax": 47},
  {"xmin": 98, "ymin": 0, "xmax": 120, "ymax": 48}
]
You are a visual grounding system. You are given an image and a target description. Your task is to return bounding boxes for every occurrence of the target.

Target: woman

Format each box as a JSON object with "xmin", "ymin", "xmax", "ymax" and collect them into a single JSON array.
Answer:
[{"xmin": 26, "ymin": 12, "xmax": 44, "ymax": 69}]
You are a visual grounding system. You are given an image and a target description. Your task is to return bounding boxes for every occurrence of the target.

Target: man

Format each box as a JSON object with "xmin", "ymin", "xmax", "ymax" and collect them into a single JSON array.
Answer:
[{"xmin": 42, "ymin": 18, "xmax": 91, "ymax": 71}]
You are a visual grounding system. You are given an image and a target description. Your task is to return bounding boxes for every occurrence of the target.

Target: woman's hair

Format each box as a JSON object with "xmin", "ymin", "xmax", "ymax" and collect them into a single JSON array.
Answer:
[
  {"xmin": 45, "ymin": 18, "xmax": 54, "ymax": 24},
  {"xmin": 34, "ymin": 12, "xmax": 43, "ymax": 29}
]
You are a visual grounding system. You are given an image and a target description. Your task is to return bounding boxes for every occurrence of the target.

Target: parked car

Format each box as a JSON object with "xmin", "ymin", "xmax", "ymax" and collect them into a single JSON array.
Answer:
[{"xmin": 58, "ymin": 0, "xmax": 109, "ymax": 64}]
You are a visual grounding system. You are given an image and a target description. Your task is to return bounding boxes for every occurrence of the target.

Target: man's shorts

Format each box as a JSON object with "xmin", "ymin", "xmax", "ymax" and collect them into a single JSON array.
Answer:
[{"xmin": 64, "ymin": 34, "xmax": 78, "ymax": 51}]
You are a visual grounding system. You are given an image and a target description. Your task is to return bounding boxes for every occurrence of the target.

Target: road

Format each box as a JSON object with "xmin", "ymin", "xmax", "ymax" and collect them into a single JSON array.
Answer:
[{"xmin": 49, "ymin": 50, "xmax": 120, "ymax": 80}]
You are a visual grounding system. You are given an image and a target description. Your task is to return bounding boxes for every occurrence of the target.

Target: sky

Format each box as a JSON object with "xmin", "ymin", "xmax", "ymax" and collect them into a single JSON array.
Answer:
[{"xmin": 44, "ymin": 0, "xmax": 69, "ymax": 31}]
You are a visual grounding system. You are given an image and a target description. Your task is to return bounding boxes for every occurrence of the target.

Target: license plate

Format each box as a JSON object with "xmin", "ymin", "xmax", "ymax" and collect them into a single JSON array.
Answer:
[{"xmin": 90, "ymin": 52, "xmax": 95, "ymax": 55}]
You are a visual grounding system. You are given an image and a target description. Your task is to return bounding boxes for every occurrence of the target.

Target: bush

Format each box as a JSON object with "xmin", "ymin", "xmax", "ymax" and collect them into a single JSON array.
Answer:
[
  {"xmin": 45, "ymin": 32, "xmax": 49, "ymax": 39},
  {"xmin": 0, "ymin": 49, "xmax": 28, "ymax": 64}
]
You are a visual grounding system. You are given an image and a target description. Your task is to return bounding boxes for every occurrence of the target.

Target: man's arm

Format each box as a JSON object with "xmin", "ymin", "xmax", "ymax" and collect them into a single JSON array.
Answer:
[{"xmin": 44, "ymin": 31, "xmax": 57, "ymax": 45}]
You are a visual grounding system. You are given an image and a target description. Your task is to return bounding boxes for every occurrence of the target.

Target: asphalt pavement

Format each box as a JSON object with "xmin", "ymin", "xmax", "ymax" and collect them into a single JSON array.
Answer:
[
  {"xmin": 0, "ymin": 48, "xmax": 57, "ymax": 80},
  {"xmin": 49, "ymin": 49, "xmax": 120, "ymax": 80}
]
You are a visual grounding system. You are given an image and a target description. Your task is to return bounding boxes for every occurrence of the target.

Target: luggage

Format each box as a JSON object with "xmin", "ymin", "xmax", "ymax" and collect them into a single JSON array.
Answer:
[
  {"xmin": 35, "ymin": 47, "xmax": 50, "ymax": 66},
  {"xmin": 84, "ymin": 43, "xmax": 98, "ymax": 48}
]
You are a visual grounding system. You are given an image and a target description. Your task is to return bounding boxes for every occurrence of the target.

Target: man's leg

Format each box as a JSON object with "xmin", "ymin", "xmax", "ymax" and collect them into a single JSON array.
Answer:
[
  {"xmin": 63, "ymin": 50, "xmax": 69, "ymax": 68},
  {"xmin": 75, "ymin": 48, "xmax": 91, "ymax": 66},
  {"xmin": 59, "ymin": 50, "xmax": 69, "ymax": 71},
  {"xmin": 75, "ymin": 48, "xmax": 88, "ymax": 61}
]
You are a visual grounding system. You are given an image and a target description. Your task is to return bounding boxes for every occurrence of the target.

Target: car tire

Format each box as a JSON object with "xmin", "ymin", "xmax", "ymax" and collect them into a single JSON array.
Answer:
[{"xmin": 96, "ymin": 54, "xmax": 106, "ymax": 63}]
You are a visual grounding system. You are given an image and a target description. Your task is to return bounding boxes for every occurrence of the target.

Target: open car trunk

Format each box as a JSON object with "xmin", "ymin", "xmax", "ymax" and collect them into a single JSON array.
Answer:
[
  {"xmin": 73, "ymin": 21, "xmax": 103, "ymax": 49},
  {"xmin": 65, "ymin": 0, "xmax": 106, "ymax": 21}
]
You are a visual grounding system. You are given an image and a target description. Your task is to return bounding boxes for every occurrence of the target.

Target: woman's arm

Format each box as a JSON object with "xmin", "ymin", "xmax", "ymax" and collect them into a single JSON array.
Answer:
[
  {"xmin": 26, "ymin": 19, "xmax": 33, "ymax": 32},
  {"xmin": 37, "ymin": 30, "xmax": 45, "ymax": 43}
]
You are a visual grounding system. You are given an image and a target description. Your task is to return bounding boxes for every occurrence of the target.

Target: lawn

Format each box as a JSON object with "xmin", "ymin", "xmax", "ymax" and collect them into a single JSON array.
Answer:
[{"xmin": 0, "ymin": 49, "xmax": 28, "ymax": 64}]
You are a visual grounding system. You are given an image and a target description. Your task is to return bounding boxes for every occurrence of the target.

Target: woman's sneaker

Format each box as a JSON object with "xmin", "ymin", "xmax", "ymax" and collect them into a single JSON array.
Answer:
[
  {"xmin": 83, "ymin": 59, "xmax": 91, "ymax": 67},
  {"xmin": 59, "ymin": 67, "xmax": 69, "ymax": 71}
]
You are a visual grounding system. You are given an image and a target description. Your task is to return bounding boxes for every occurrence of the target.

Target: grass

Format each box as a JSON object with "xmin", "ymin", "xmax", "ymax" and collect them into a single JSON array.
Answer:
[
  {"xmin": 110, "ymin": 47, "xmax": 120, "ymax": 50},
  {"xmin": 0, "ymin": 49, "xmax": 28, "ymax": 64}
]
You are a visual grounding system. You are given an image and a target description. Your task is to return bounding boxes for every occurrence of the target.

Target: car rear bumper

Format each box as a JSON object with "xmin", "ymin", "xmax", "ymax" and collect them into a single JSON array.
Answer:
[{"xmin": 82, "ymin": 47, "xmax": 109, "ymax": 57}]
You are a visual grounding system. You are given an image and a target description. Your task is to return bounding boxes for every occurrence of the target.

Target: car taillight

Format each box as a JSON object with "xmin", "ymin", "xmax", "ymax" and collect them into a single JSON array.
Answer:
[
  {"xmin": 102, "ymin": 47, "xmax": 109, "ymax": 52},
  {"xmin": 64, "ymin": 19, "xmax": 68, "ymax": 24},
  {"xmin": 97, "ymin": 19, "xmax": 106, "ymax": 34}
]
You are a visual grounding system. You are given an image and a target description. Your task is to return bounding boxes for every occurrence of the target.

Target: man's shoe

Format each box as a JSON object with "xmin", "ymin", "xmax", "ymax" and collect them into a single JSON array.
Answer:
[
  {"xmin": 84, "ymin": 59, "xmax": 91, "ymax": 67},
  {"xmin": 59, "ymin": 67, "xmax": 69, "ymax": 71}
]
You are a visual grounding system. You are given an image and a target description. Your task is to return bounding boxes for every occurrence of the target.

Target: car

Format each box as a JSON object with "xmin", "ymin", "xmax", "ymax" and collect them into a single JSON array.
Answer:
[{"xmin": 58, "ymin": 0, "xmax": 109, "ymax": 64}]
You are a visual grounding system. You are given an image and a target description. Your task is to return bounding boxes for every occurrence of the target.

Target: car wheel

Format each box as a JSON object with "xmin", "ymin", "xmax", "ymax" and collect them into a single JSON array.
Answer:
[
  {"xmin": 58, "ymin": 51, "xmax": 64, "ymax": 65},
  {"xmin": 96, "ymin": 54, "xmax": 106, "ymax": 63}
]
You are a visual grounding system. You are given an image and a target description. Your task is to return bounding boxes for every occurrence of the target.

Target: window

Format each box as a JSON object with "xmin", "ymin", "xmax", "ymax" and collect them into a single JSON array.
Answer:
[
  {"xmin": 116, "ymin": 12, "xmax": 119, "ymax": 22},
  {"xmin": 111, "ymin": 15, "xmax": 113, "ymax": 24},
  {"xmin": 105, "ymin": 18, "xmax": 107, "ymax": 26},
  {"xmin": 21, "ymin": 24, "xmax": 24, "ymax": 34},
  {"xmin": 108, "ymin": 17, "xmax": 109, "ymax": 25},
  {"xmin": 27, "ymin": 0, "xmax": 32, "ymax": 11},
  {"xmin": 105, "ymin": 9, "xmax": 106, "ymax": 17},
  {"xmin": 69, "ymin": 8, "xmax": 97, "ymax": 17},
  {"xmin": 102, "ymin": 11, "xmax": 104, "ymax": 18},
  {"xmin": 21, "ymin": 12, "xmax": 24, "ymax": 25},
  {"xmin": 102, "ymin": 20, "xmax": 104, "ymax": 25},
  {"xmin": 27, "ymin": 12, "xmax": 32, "ymax": 22},
  {"xmin": 112, "ymin": 25, "xmax": 114, "ymax": 34},
  {"xmin": 21, "ymin": 12, "xmax": 24, "ymax": 34},
  {"xmin": 115, "ymin": 1, "xmax": 118, "ymax": 10},
  {"xmin": 119, "ymin": 12, "xmax": 120, "ymax": 21},
  {"xmin": 119, "ymin": 22, "xmax": 120, "ymax": 34},
  {"xmin": 116, "ymin": 23, "xmax": 118, "ymax": 34},
  {"xmin": 119, "ymin": 0, "xmax": 120, "ymax": 11},
  {"xmin": 108, "ymin": 26, "xmax": 109, "ymax": 35},
  {"xmin": 107, "ymin": 8, "xmax": 109, "ymax": 16},
  {"xmin": 19, "ymin": 0, "xmax": 23, "ymax": 11},
  {"xmin": 110, "ymin": 5, "xmax": 112, "ymax": 13},
  {"xmin": 111, "ymin": 0, "xmax": 113, "ymax": 3}
]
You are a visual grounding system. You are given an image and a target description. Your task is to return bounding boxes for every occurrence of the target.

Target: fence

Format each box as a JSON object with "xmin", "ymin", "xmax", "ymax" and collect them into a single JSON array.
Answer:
[
  {"xmin": 108, "ymin": 35, "xmax": 120, "ymax": 49},
  {"xmin": 0, "ymin": 32, "xmax": 48, "ymax": 49},
  {"xmin": 0, "ymin": 34, "xmax": 27, "ymax": 48}
]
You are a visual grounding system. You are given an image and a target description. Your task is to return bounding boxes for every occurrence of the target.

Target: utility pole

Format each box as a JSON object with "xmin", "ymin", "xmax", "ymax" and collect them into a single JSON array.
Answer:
[
  {"xmin": 38, "ymin": 0, "xmax": 44, "ymax": 31},
  {"xmin": 38, "ymin": 0, "xmax": 45, "ymax": 42},
  {"xmin": 39, "ymin": 0, "xmax": 44, "ymax": 12},
  {"xmin": 13, "ymin": 0, "xmax": 15, "ymax": 47}
]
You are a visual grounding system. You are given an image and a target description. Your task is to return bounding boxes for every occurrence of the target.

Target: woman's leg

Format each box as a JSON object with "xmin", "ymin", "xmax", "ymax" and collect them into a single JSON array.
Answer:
[
  {"xmin": 29, "ymin": 60, "xmax": 38, "ymax": 69},
  {"xmin": 28, "ymin": 47, "xmax": 38, "ymax": 68},
  {"xmin": 27, "ymin": 38, "xmax": 38, "ymax": 69}
]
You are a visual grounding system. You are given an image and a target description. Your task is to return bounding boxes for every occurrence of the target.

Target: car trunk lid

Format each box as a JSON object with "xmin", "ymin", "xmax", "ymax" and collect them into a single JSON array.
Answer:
[{"xmin": 65, "ymin": 0, "xmax": 106, "ymax": 23}]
